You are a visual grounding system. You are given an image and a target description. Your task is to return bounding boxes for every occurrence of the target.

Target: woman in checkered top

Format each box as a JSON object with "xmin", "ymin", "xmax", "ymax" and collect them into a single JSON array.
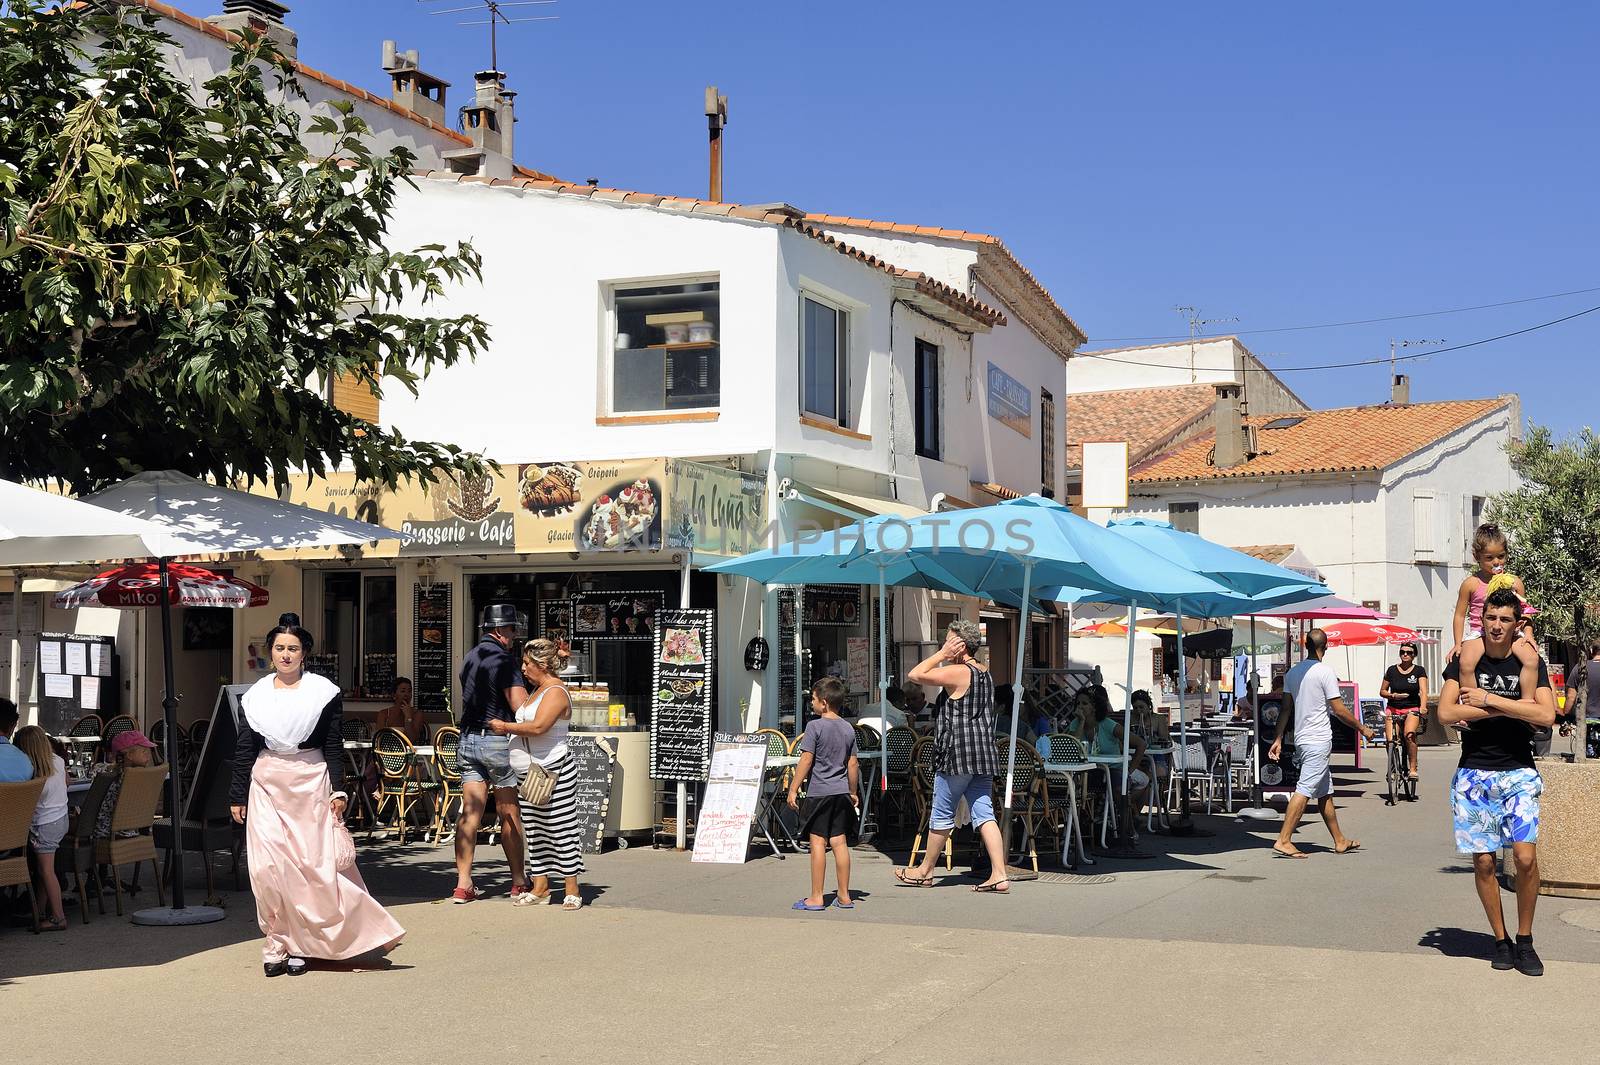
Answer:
[{"xmin": 896, "ymin": 620, "xmax": 1011, "ymax": 893}]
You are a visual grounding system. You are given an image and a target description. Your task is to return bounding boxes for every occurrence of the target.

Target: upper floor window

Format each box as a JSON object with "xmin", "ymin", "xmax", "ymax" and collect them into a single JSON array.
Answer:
[
  {"xmin": 1168, "ymin": 501, "xmax": 1199, "ymax": 534},
  {"xmin": 802, "ymin": 295, "xmax": 848, "ymax": 424},
  {"xmin": 915, "ymin": 339, "xmax": 940, "ymax": 459},
  {"xmin": 610, "ymin": 279, "xmax": 720, "ymax": 413},
  {"xmin": 1040, "ymin": 388, "xmax": 1056, "ymax": 495}
]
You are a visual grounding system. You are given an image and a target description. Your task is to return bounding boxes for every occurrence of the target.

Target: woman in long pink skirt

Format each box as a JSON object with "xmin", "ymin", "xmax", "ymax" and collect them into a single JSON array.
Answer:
[{"xmin": 231, "ymin": 612, "xmax": 403, "ymax": 977}]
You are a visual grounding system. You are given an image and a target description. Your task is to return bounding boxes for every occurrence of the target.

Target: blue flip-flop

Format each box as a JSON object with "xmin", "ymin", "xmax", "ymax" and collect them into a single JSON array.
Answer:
[
  {"xmin": 833, "ymin": 899, "xmax": 856, "ymax": 910},
  {"xmin": 792, "ymin": 899, "xmax": 826, "ymax": 911}
]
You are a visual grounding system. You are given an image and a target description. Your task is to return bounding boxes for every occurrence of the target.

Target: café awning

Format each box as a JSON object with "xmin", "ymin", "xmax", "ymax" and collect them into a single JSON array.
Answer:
[{"xmin": 777, "ymin": 479, "xmax": 925, "ymax": 522}]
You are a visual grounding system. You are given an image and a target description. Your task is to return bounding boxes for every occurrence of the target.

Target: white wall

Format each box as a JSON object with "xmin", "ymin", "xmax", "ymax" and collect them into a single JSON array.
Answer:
[{"xmin": 1072, "ymin": 338, "xmax": 1306, "ymax": 416}]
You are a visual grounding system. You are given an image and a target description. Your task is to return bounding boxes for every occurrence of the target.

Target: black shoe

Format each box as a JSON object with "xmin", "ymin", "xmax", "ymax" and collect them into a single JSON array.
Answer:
[
  {"xmin": 1513, "ymin": 937, "xmax": 1544, "ymax": 977},
  {"xmin": 264, "ymin": 960, "xmax": 288, "ymax": 978},
  {"xmin": 1491, "ymin": 938, "xmax": 1514, "ymax": 970}
]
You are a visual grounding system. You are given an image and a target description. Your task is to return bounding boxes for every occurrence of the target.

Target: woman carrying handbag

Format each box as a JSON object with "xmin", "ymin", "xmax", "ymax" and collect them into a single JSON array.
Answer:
[{"xmin": 490, "ymin": 639, "xmax": 585, "ymax": 910}]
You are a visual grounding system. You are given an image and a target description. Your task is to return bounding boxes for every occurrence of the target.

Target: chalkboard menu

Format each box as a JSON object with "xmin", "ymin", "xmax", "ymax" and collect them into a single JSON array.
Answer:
[
  {"xmin": 364, "ymin": 652, "xmax": 397, "ymax": 699},
  {"xmin": 803, "ymin": 585, "xmax": 861, "ymax": 626},
  {"xmin": 571, "ymin": 589, "xmax": 662, "ymax": 642},
  {"xmin": 35, "ymin": 632, "xmax": 118, "ymax": 735},
  {"xmin": 413, "ymin": 582, "xmax": 453, "ymax": 713},
  {"xmin": 778, "ymin": 589, "xmax": 798, "ymax": 722},
  {"xmin": 304, "ymin": 653, "xmax": 340, "ymax": 685},
  {"xmin": 649, "ymin": 608, "xmax": 714, "ymax": 781},
  {"xmin": 568, "ymin": 733, "xmax": 617, "ymax": 854},
  {"xmin": 540, "ymin": 599, "xmax": 572, "ymax": 643}
]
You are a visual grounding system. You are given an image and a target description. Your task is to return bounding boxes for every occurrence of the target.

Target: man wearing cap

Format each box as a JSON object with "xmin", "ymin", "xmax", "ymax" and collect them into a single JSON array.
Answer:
[
  {"xmin": 95, "ymin": 729, "xmax": 158, "ymax": 840},
  {"xmin": 451, "ymin": 603, "xmax": 529, "ymax": 904},
  {"xmin": 0, "ymin": 698, "xmax": 32, "ymax": 782}
]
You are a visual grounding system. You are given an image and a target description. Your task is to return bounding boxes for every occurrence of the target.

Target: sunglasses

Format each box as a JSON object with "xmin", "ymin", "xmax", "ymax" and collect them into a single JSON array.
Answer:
[{"xmin": 1399, "ymin": 649, "xmax": 1416, "ymax": 656}]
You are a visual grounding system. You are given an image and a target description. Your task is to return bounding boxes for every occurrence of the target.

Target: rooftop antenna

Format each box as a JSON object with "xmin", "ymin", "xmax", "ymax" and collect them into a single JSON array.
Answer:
[
  {"xmin": 1389, "ymin": 337, "xmax": 1444, "ymax": 384},
  {"xmin": 421, "ymin": 0, "xmax": 558, "ymax": 73},
  {"xmin": 1173, "ymin": 306, "xmax": 1239, "ymax": 382}
]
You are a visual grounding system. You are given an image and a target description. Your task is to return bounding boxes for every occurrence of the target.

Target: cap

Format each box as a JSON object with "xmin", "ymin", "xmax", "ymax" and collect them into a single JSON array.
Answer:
[
  {"xmin": 479, "ymin": 603, "xmax": 522, "ymax": 631},
  {"xmin": 110, "ymin": 730, "xmax": 157, "ymax": 754}
]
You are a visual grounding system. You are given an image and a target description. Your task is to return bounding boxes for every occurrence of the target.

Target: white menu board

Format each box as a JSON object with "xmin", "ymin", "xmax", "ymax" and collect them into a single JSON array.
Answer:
[{"xmin": 690, "ymin": 733, "xmax": 770, "ymax": 864}]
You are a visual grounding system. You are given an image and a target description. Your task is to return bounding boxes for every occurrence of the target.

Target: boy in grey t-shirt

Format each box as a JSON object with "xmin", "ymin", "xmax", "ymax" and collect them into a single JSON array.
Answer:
[{"xmin": 787, "ymin": 677, "xmax": 860, "ymax": 911}]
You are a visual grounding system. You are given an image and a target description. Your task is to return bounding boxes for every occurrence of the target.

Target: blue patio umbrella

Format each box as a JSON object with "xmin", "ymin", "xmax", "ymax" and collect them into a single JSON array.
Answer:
[
  {"xmin": 1102, "ymin": 519, "xmax": 1329, "ymax": 824},
  {"xmin": 836, "ymin": 496, "xmax": 1239, "ymax": 866}
]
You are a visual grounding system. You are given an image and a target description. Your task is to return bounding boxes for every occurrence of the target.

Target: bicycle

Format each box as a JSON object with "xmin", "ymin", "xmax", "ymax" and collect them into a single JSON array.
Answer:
[{"xmin": 1383, "ymin": 710, "xmax": 1423, "ymax": 805}]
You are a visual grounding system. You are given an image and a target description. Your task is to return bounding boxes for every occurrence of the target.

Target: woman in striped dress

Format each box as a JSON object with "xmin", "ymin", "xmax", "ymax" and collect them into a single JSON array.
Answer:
[{"xmin": 490, "ymin": 639, "xmax": 584, "ymax": 909}]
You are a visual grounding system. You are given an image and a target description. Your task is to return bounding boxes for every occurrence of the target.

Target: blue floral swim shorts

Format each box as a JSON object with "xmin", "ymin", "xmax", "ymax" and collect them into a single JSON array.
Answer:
[{"xmin": 1450, "ymin": 767, "xmax": 1542, "ymax": 854}]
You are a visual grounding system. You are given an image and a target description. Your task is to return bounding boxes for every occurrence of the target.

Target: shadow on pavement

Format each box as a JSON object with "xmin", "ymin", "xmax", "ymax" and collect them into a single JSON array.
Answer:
[{"xmin": 1418, "ymin": 926, "xmax": 1497, "ymax": 958}]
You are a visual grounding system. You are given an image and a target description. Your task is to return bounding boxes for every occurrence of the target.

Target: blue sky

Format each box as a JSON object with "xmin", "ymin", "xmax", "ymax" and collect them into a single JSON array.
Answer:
[{"xmin": 291, "ymin": 0, "xmax": 1597, "ymax": 435}]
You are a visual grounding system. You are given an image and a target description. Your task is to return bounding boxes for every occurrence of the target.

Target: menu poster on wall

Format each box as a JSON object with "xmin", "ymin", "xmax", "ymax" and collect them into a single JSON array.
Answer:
[
  {"xmin": 571, "ymin": 590, "xmax": 662, "ymax": 642},
  {"xmin": 540, "ymin": 600, "xmax": 573, "ymax": 643},
  {"xmin": 305, "ymin": 653, "xmax": 340, "ymax": 685},
  {"xmin": 649, "ymin": 608, "xmax": 714, "ymax": 782},
  {"xmin": 846, "ymin": 637, "xmax": 871, "ymax": 696},
  {"xmin": 777, "ymin": 589, "xmax": 798, "ymax": 720},
  {"xmin": 64, "ymin": 641, "xmax": 88, "ymax": 676},
  {"xmin": 413, "ymin": 583, "xmax": 453, "ymax": 713},
  {"xmin": 515, "ymin": 459, "xmax": 668, "ymax": 554},
  {"xmin": 803, "ymin": 585, "xmax": 861, "ymax": 627},
  {"xmin": 364, "ymin": 653, "xmax": 397, "ymax": 699}
]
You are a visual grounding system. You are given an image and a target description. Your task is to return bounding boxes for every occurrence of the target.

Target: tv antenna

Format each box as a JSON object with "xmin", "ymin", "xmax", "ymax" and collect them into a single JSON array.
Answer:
[
  {"xmin": 1173, "ymin": 305, "xmax": 1239, "ymax": 382},
  {"xmin": 1389, "ymin": 337, "xmax": 1444, "ymax": 381},
  {"xmin": 421, "ymin": 1, "xmax": 558, "ymax": 73}
]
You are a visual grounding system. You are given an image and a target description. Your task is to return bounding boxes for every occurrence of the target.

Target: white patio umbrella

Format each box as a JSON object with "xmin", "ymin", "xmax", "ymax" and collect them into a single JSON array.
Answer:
[
  {"xmin": 79, "ymin": 469, "xmax": 407, "ymax": 925},
  {"xmin": 0, "ymin": 478, "xmax": 211, "ymax": 566}
]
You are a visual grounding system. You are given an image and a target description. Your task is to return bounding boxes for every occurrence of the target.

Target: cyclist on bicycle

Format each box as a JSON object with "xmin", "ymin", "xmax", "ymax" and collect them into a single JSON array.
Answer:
[{"xmin": 1380, "ymin": 643, "xmax": 1429, "ymax": 783}]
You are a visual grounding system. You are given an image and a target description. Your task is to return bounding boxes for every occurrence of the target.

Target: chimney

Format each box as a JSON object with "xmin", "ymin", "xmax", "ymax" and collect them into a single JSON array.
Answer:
[
  {"xmin": 207, "ymin": 1, "xmax": 297, "ymax": 60},
  {"xmin": 1211, "ymin": 382, "xmax": 1253, "ymax": 469},
  {"xmin": 705, "ymin": 86, "xmax": 728, "ymax": 203},
  {"xmin": 442, "ymin": 69, "xmax": 515, "ymax": 179},
  {"xmin": 381, "ymin": 41, "xmax": 449, "ymax": 126},
  {"xmin": 1391, "ymin": 373, "xmax": 1411, "ymax": 405}
]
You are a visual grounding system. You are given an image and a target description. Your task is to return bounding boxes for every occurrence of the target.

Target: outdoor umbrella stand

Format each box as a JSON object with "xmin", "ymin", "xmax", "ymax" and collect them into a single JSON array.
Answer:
[{"xmin": 1236, "ymin": 614, "xmax": 1276, "ymax": 820}]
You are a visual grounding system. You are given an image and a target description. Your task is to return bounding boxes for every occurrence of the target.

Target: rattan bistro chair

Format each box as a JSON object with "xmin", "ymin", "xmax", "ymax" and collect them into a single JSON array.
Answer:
[
  {"xmin": 430, "ymin": 726, "xmax": 463, "ymax": 846},
  {"xmin": 56, "ymin": 772, "xmax": 114, "ymax": 923},
  {"xmin": 372, "ymin": 728, "xmax": 438, "ymax": 843},
  {"xmin": 94, "ymin": 765, "xmax": 167, "ymax": 916},
  {"xmin": 995, "ymin": 738, "xmax": 1046, "ymax": 873},
  {"xmin": 882, "ymin": 726, "xmax": 918, "ymax": 832},
  {"xmin": 905, "ymin": 738, "xmax": 952, "ymax": 872},
  {"xmin": 0, "ymin": 779, "xmax": 47, "ymax": 933}
]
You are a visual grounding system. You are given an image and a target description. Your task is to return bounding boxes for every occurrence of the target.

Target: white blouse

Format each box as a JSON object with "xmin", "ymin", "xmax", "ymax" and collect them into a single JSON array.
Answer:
[{"xmin": 509, "ymin": 685, "xmax": 570, "ymax": 771}]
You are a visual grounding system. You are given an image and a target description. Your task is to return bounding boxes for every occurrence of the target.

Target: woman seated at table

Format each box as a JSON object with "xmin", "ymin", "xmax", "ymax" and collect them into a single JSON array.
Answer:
[
  {"xmin": 1082, "ymin": 685, "xmax": 1150, "ymax": 849},
  {"xmin": 92, "ymin": 730, "xmax": 157, "ymax": 840},
  {"xmin": 374, "ymin": 677, "xmax": 427, "ymax": 744}
]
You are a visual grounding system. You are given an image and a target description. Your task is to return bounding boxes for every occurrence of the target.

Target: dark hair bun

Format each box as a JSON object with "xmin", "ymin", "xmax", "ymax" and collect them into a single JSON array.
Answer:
[{"xmin": 278, "ymin": 612, "xmax": 301, "ymax": 628}]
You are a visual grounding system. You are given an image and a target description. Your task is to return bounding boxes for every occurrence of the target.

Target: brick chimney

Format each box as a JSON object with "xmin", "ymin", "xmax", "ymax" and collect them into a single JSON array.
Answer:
[
  {"xmin": 206, "ymin": 0, "xmax": 297, "ymax": 60},
  {"xmin": 1211, "ymin": 382, "xmax": 1254, "ymax": 469},
  {"xmin": 1390, "ymin": 373, "xmax": 1411, "ymax": 405},
  {"xmin": 442, "ymin": 69, "xmax": 516, "ymax": 178},
  {"xmin": 381, "ymin": 41, "xmax": 449, "ymax": 126}
]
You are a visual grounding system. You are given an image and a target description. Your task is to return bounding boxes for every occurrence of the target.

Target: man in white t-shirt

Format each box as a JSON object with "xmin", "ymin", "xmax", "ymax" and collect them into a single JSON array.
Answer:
[{"xmin": 1268, "ymin": 628, "xmax": 1374, "ymax": 858}]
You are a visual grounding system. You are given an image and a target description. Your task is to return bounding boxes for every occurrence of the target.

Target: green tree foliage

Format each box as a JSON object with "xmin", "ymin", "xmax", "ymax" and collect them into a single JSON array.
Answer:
[
  {"xmin": 1490, "ymin": 424, "xmax": 1600, "ymax": 650},
  {"xmin": 0, "ymin": 0, "xmax": 488, "ymax": 493}
]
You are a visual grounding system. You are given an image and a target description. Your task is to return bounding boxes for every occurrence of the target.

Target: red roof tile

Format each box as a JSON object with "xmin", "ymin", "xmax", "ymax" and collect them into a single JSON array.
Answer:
[
  {"xmin": 1066, "ymin": 384, "xmax": 1218, "ymax": 471},
  {"xmin": 1131, "ymin": 398, "xmax": 1513, "ymax": 483}
]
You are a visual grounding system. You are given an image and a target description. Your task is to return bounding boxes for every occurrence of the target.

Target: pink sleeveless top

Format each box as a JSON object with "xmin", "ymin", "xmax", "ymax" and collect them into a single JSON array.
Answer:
[{"xmin": 1466, "ymin": 579, "xmax": 1489, "ymax": 638}]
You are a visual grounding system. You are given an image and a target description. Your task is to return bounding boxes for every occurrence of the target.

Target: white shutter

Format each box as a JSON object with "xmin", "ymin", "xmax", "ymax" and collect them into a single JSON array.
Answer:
[
  {"xmin": 1435, "ymin": 490, "xmax": 1452, "ymax": 563},
  {"xmin": 1412, "ymin": 489, "xmax": 1436, "ymax": 562}
]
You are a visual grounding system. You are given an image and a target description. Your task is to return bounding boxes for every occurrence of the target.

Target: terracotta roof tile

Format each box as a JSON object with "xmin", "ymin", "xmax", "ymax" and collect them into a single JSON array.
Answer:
[
  {"xmin": 1066, "ymin": 384, "xmax": 1218, "ymax": 471},
  {"xmin": 1236, "ymin": 545, "xmax": 1295, "ymax": 564},
  {"xmin": 1130, "ymin": 398, "xmax": 1513, "ymax": 483}
]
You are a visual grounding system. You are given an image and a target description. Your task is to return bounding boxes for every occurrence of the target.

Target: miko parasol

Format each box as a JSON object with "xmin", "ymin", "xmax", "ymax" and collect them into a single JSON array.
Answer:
[
  {"xmin": 53, "ymin": 562, "xmax": 268, "ymax": 610},
  {"xmin": 1321, "ymin": 620, "xmax": 1437, "ymax": 647}
]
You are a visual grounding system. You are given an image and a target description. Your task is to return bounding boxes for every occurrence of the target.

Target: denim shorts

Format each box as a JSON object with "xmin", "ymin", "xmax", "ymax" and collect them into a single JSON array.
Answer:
[
  {"xmin": 30, "ymin": 813, "xmax": 69, "ymax": 854},
  {"xmin": 457, "ymin": 731, "xmax": 517, "ymax": 789},
  {"xmin": 930, "ymin": 772, "xmax": 996, "ymax": 831},
  {"xmin": 1295, "ymin": 744, "xmax": 1333, "ymax": 799},
  {"xmin": 1452, "ymin": 767, "xmax": 1542, "ymax": 854}
]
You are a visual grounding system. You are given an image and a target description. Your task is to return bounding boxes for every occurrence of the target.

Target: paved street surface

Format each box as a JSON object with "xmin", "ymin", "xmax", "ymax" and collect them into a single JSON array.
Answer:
[{"xmin": 5, "ymin": 746, "xmax": 1598, "ymax": 1062}]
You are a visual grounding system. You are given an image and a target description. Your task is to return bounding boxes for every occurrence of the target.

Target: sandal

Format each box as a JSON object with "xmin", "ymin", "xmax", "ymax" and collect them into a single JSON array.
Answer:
[
  {"xmin": 561, "ymin": 894, "xmax": 583, "ymax": 911},
  {"xmin": 973, "ymin": 879, "xmax": 1010, "ymax": 894},
  {"xmin": 40, "ymin": 917, "xmax": 68, "ymax": 933},
  {"xmin": 895, "ymin": 868, "xmax": 934, "ymax": 887}
]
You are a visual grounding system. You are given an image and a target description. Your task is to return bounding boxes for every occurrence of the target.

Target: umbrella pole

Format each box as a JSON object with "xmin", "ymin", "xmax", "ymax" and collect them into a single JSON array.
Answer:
[
  {"xmin": 1170, "ymin": 598, "xmax": 1209, "ymax": 836},
  {"xmin": 999, "ymin": 560, "xmax": 1036, "ymax": 882},
  {"xmin": 130, "ymin": 558, "xmax": 221, "ymax": 925},
  {"xmin": 1121, "ymin": 604, "xmax": 1135, "ymax": 799},
  {"xmin": 1239, "ymin": 613, "xmax": 1274, "ymax": 820}
]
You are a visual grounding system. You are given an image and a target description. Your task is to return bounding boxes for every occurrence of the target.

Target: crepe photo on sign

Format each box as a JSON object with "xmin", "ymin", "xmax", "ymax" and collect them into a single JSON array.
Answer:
[
  {"xmin": 660, "ymin": 626, "xmax": 705, "ymax": 667},
  {"xmin": 518, "ymin": 463, "xmax": 583, "ymax": 514},
  {"xmin": 579, "ymin": 478, "xmax": 661, "ymax": 551}
]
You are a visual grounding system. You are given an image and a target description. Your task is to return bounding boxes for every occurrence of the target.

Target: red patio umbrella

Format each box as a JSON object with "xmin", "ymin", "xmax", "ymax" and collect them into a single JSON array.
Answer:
[
  {"xmin": 1322, "ymin": 620, "xmax": 1435, "ymax": 647},
  {"xmin": 54, "ymin": 561, "xmax": 267, "ymax": 609}
]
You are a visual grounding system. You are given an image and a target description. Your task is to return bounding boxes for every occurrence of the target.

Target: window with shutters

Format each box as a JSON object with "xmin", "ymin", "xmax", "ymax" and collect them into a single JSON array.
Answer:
[
  {"xmin": 1040, "ymin": 389, "xmax": 1057, "ymax": 496},
  {"xmin": 330, "ymin": 373, "xmax": 380, "ymax": 424},
  {"xmin": 1412, "ymin": 489, "xmax": 1436, "ymax": 562}
]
